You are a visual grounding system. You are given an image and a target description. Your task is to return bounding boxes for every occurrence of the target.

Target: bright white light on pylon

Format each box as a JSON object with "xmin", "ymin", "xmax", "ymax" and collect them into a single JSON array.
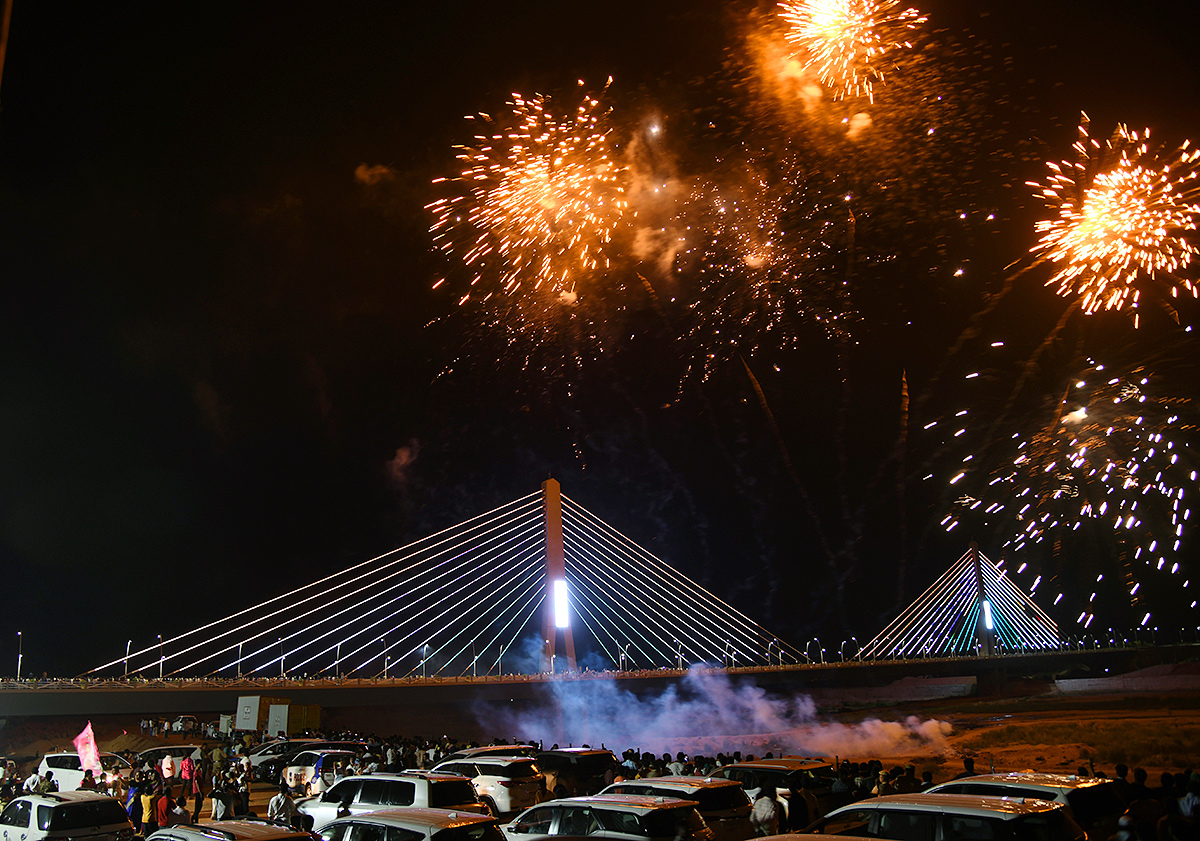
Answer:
[
  {"xmin": 982, "ymin": 599, "xmax": 994, "ymax": 630},
  {"xmin": 553, "ymin": 579, "xmax": 570, "ymax": 628}
]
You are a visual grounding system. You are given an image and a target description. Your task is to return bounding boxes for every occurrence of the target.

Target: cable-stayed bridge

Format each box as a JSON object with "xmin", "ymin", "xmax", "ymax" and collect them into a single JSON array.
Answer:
[{"xmin": 89, "ymin": 480, "xmax": 809, "ymax": 680}]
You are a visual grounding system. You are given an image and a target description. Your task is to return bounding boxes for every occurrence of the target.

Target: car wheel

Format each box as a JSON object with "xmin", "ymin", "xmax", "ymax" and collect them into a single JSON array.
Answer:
[{"xmin": 481, "ymin": 799, "xmax": 497, "ymax": 818}]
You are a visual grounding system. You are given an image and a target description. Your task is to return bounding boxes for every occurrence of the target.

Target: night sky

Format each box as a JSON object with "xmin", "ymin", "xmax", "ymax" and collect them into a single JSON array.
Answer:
[{"xmin": 3, "ymin": 1, "xmax": 1200, "ymax": 677}]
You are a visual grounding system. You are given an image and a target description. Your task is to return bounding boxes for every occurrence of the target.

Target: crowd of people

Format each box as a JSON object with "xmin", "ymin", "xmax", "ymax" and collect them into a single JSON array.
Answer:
[{"xmin": 1, "ymin": 728, "xmax": 1198, "ymax": 841}]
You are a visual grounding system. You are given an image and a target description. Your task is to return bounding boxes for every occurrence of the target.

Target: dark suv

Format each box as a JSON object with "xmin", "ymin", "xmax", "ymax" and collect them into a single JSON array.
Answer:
[{"xmin": 535, "ymin": 749, "xmax": 619, "ymax": 798}]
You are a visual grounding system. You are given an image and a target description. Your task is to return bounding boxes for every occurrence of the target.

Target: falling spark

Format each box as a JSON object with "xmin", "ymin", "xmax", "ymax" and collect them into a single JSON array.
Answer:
[
  {"xmin": 777, "ymin": 0, "xmax": 926, "ymax": 102},
  {"xmin": 1029, "ymin": 113, "xmax": 1200, "ymax": 321}
]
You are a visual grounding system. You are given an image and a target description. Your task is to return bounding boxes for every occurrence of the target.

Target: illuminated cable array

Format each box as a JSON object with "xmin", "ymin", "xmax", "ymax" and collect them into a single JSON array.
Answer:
[
  {"xmin": 860, "ymin": 547, "xmax": 1058, "ymax": 659},
  {"xmin": 560, "ymin": 495, "xmax": 808, "ymax": 668},
  {"xmin": 88, "ymin": 486, "xmax": 803, "ymax": 678}
]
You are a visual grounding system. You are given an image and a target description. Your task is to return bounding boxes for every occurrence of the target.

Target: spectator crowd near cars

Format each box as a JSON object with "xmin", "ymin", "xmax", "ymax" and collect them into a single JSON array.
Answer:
[{"xmin": 0, "ymin": 725, "xmax": 1198, "ymax": 841}]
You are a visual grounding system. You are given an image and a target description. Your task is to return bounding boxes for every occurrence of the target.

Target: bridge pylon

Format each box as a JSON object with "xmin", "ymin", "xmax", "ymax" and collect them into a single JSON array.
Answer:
[{"xmin": 541, "ymin": 478, "xmax": 577, "ymax": 673}]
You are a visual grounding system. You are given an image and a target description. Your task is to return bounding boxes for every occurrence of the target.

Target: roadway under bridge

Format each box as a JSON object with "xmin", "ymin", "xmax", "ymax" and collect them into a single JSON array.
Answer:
[{"xmin": 1, "ymin": 646, "xmax": 1194, "ymax": 739}]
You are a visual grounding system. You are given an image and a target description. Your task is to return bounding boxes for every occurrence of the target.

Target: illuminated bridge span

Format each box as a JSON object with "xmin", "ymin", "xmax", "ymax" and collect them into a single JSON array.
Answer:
[
  {"xmin": 89, "ymin": 480, "xmax": 806, "ymax": 679},
  {"xmin": 860, "ymin": 543, "xmax": 1059, "ymax": 659}
]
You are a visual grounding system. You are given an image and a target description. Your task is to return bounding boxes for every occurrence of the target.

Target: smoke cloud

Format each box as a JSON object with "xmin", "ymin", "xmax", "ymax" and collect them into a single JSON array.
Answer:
[{"xmin": 479, "ymin": 667, "xmax": 952, "ymax": 758}]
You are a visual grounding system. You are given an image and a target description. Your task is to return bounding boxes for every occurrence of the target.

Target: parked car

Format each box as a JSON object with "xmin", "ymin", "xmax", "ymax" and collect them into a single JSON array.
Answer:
[
  {"xmin": 440, "ymin": 747, "xmax": 540, "ymax": 765},
  {"xmin": 433, "ymin": 756, "xmax": 547, "ymax": 816},
  {"xmin": 316, "ymin": 808, "xmax": 505, "ymax": 841},
  {"xmin": 171, "ymin": 716, "xmax": 200, "ymax": 734},
  {"xmin": 534, "ymin": 749, "xmax": 618, "ymax": 798},
  {"xmin": 600, "ymin": 776, "xmax": 752, "ymax": 841},
  {"xmin": 710, "ymin": 758, "xmax": 838, "ymax": 826},
  {"xmin": 249, "ymin": 740, "xmax": 325, "ymax": 770},
  {"xmin": 149, "ymin": 819, "xmax": 318, "ymax": 841},
  {"xmin": 258, "ymin": 742, "xmax": 366, "ymax": 785},
  {"xmin": 285, "ymin": 750, "xmax": 356, "ymax": 796},
  {"xmin": 0, "ymin": 792, "xmax": 136, "ymax": 841},
  {"xmin": 137, "ymin": 745, "xmax": 204, "ymax": 768},
  {"xmin": 800, "ymin": 792, "xmax": 1086, "ymax": 841},
  {"xmin": 296, "ymin": 772, "xmax": 488, "ymax": 831},
  {"xmin": 501, "ymin": 794, "xmax": 712, "ymax": 841},
  {"xmin": 37, "ymin": 753, "xmax": 132, "ymax": 792},
  {"xmin": 924, "ymin": 772, "xmax": 1127, "ymax": 837}
]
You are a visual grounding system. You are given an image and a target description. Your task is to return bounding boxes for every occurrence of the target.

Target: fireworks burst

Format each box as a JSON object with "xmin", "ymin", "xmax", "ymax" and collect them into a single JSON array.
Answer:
[
  {"xmin": 944, "ymin": 359, "xmax": 1198, "ymax": 626},
  {"xmin": 427, "ymin": 81, "xmax": 627, "ymax": 306},
  {"xmin": 680, "ymin": 162, "xmax": 854, "ymax": 377},
  {"xmin": 1029, "ymin": 114, "xmax": 1200, "ymax": 324},
  {"xmin": 776, "ymin": 0, "xmax": 926, "ymax": 102}
]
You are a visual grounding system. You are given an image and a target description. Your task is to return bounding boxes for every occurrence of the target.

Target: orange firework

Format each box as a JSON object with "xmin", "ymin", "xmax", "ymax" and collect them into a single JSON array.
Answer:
[
  {"xmin": 776, "ymin": 0, "xmax": 926, "ymax": 102},
  {"xmin": 428, "ymin": 81, "xmax": 627, "ymax": 306},
  {"xmin": 1029, "ymin": 114, "xmax": 1200, "ymax": 323}
]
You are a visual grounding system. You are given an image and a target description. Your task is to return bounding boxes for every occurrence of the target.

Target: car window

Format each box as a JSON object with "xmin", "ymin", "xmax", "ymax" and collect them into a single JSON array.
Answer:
[
  {"xmin": 381, "ymin": 780, "xmax": 416, "ymax": 807},
  {"xmin": 0, "ymin": 801, "xmax": 30, "ymax": 828},
  {"xmin": 644, "ymin": 807, "xmax": 707, "ymax": 839},
  {"xmin": 945, "ymin": 815, "xmax": 1001, "ymax": 841},
  {"xmin": 500, "ymin": 763, "xmax": 539, "ymax": 779},
  {"xmin": 346, "ymin": 823, "xmax": 388, "ymax": 841},
  {"xmin": 817, "ymin": 808, "xmax": 876, "ymax": 835},
  {"xmin": 434, "ymin": 824, "xmax": 506, "ymax": 841},
  {"xmin": 386, "ymin": 828, "xmax": 424, "ymax": 841},
  {"xmin": 876, "ymin": 810, "xmax": 934, "ymax": 841},
  {"xmin": 513, "ymin": 807, "xmax": 557, "ymax": 834},
  {"xmin": 430, "ymin": 780, "xmax": 477, "ymax": 808},
  {"xmin": 595, "ymin": 808, "xmax": 642, "ymax": 836},
  {"xmin": 39, "ymin": 801, "xmax": 130, "ymax": 831},
  {"xmin": 558, "ymin": 807, "xmax": 599, "ymax": 836},
  {"xmin": 323, "ymin": 780, "xmax": 363, "ymax": 804},
  {"xmin": 321, "ymin": 825, "xmax": 347, "ymax": 841}
]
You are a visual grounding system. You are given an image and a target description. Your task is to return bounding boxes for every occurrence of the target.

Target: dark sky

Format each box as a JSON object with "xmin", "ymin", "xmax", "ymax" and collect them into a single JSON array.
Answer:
[{"xmin": 2, "ymin": 1, "xmax": 1199, "ymax": 677}]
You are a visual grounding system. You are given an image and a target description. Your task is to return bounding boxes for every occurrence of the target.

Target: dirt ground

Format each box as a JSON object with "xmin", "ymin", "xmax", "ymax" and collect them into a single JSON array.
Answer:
[{"xmin": 2, "ymin": 688, "xmax": 1198, "ymax": 819}]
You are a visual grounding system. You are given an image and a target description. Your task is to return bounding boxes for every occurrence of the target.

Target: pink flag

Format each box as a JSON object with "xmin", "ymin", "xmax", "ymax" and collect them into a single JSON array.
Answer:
[{"xmin": 72, "ymin": 721, "xmax": 103, "ymax": 775}]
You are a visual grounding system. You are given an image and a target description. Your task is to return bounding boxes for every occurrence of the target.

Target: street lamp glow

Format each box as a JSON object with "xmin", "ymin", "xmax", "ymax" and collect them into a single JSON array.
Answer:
[{"xmin": 553, "ymin": 579, "xmax": 570, "ymax": 628}]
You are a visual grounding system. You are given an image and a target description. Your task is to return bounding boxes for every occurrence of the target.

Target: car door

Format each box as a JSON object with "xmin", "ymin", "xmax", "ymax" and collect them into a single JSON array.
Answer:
[
  {"xmin": 507, "ymin": 806, "xmax": 559, "ymax": 839},
  {"xmin": 0, "ymin": 800, "xmax": 31, "ymax": 841},
  {"xmin": 556, "ymin": 806, "xmax": 599, "ymax": 837}
]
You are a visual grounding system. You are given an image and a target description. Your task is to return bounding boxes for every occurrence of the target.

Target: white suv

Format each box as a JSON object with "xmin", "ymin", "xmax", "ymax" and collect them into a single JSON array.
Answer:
[
  {"xmin": 297, "ymin": 772, "xmax": 488, "ymax": 830},
  {"xmin": 317, "ymin": 808, "xmax": 506, "ymax": 841},
  {"xmin": 0, "ymin": 792, "xmax": 135, "ymax": 841},
  {"xmin": 433, "ymin": 756, "xmax": 546, "ymax": 816},
  {"xmin": 38, "ymin": 754, "xmax": 132, "ymax": 793},
  {"xmin": 502, "ymin": 794, "xmax": 712, "ymax": 841}
]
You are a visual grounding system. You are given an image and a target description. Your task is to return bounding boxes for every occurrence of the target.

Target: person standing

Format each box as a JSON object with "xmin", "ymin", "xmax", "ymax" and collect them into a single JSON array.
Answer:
[
  {"xmin": 268, "ymin": 784, "xmax": 300, "ymax": 826},
  {"xmin": 751, "ymin": 791, "xmax": 779, "ymax": 837}
]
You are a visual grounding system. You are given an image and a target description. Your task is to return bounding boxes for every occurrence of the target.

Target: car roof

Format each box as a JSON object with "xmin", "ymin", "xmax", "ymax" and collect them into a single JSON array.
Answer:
[
  {"xmin": 339, "ymin": 771, "xmax": 473, "ymax": 783},
  {"xmin": 541, "ymin": 794, "xmax": 700, "ymax": 812},
  {"xmin": 605, "ymin": 777, "xmax": 743, "ymax": 793},
  {"xmin": 152, "ymin": 820, "xmax": 312, "ymax": 841},
  {"xmin": 723, "ymin": 758, "xmax": 832, "ymax": 771},
  {"xmin": 43, "ymin": 751, "xmax": 121, "ymax": 759},
  {"xmin": 933, "ymin": 773, "xmax": 1111, "ymax": 791},
  {"xmin": 831, "ymin": 793, "xmax": 1066, "ymax": 816},
  {"xmin": 452, "ymin": 745, "xmax": 536, "ymax": 757},
  {"xmin": 439, "ymin": 756, "xmax": 539, "ymax": 768},
  {"xmin": 14, "ymin": 791, "xmax": 121, "ymax": 806},
  {"xmin": 325, "ymin": 807, "xmax": 495, "ymax": 830},
  {"xmin": 538, "ymin": 748, "xmax": 616, "ymax": 757},
  {"xmin": 291, "ymin": 749, "xmax": 355, "ymax": 759}
]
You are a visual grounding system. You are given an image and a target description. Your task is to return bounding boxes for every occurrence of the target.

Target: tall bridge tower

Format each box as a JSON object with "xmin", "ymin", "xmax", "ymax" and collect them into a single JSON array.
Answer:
[{"xmin": 541, "ymin": 478, "xmax": 577, "ymax": 672}]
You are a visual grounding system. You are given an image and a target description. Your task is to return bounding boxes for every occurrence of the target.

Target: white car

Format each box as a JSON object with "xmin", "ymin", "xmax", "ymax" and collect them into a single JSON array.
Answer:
[
  {"xmin": 600, "ymin": 777, "xmax": 752, "ymax": 841},
  {"xmin": 802, "ymin": 792, "xmax": 1086, "ymax": 841},
  {"xmin": 284, "ymin": 750, "xmax": 356, "ymax": 796},
  {"xmin": 433, "ymin": 756, "xmax": 546, "ymax": 816},
  {"xmin": 502, "ymin": 794, "xmax": 712, "ymax": 841},
  {"xmin": 38, "ymin": 753, "xmax": 131, "ymax": 793},
  {"xmin": 149, "ymin": 821, "xmax": 315, "ymax": 841},
  {"xmin": 924, "ymin": 772, "xmax": 1127, "ymax": 837},
  {"xmin": 297, "ymin": 772, "xmax": 488, "ymax": 831},
  {"xmin": 249, "ymin": 740, "xmax": 324, "ymax": 769},
  {"xmin": 0, "ymin": 792, "xmax": 136, "ymax": 841},
  {"xmin": 317, "ymin": 808, "xmax": 505, "ymax": 841}
]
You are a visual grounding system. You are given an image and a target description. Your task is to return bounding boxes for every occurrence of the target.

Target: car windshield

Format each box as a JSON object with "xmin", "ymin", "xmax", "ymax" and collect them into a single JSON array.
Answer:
[
  {"xmin": 642, "ymin": 807, "xmax": 707, "ymax": 839},
  {"xmin": 433, "ymin": 823, "xmax": 505, "ymax": 841},
  {"xmin": 1064, "ymin": 786, "xmax": 1125, "ymax": 827},
  {"xmin": 496, "ymin": 763, "xmax": 539, "ymax": 779},
  {"xmin": 689, "ymin": 787, "xmax": 748, "ymax": 811},
  {"xmin": 37, "ymin": 801, "xmax": 129, "ymax": 831},
  {"xmin": 430, "ymin": 780, "xmax": 478, "ymax": 808}
]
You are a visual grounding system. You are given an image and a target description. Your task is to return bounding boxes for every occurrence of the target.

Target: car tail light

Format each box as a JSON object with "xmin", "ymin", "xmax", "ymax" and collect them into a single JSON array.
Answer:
[{"xmin": 499, "ymin": 780, "xmax": 519, "ymax": 788}]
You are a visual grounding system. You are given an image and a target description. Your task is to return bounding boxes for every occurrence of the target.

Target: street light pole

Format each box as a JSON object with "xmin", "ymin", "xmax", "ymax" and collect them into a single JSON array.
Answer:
[
  {"xmin": 124, "ymin": 640, "xmax": 131, "ymax": 678},
  {"xmin": 158, "ymin": 634, "xmax": 163, "ymax": 679},
  {"xmin": 336, "ymin": 643, "xmax": 341, "ymax": 679},
  {"xmin": 237, "ymin": 642, "xmax": 243, "ymax": 678},
  {"xmin": 16, "ymin": 631, "xmax": 22, "ymax": 681}
]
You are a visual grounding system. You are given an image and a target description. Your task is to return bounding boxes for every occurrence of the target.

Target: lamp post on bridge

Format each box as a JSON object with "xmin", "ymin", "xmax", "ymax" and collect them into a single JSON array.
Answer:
[
  {"xmin": 421, "ymin": 643, "xmax": 429, "ymax": 679},
  {"xmin": 618, "ymin": 643, "xmax": 628, "ymax": 672},
  {"xmin": 237, "ymin": 642, "xmax": 243, "ymax": 678},
  {"xmin": 158, "ymin": 634, "xmax": 163, "ymax": 680},
  {"xmin": 674, "ymin": 640, "xmax": 683, "ymax": 671},
  {"xmin": 336, "ymin": 643, "xmax": 341, "ymax": 679},
  {"xmin": 124, "ymin": 640, "xmax": 130, "ymax": 678},
  {"xmin": 16, "ymin": 631, "xmax": 21, "ymax": 682}
]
